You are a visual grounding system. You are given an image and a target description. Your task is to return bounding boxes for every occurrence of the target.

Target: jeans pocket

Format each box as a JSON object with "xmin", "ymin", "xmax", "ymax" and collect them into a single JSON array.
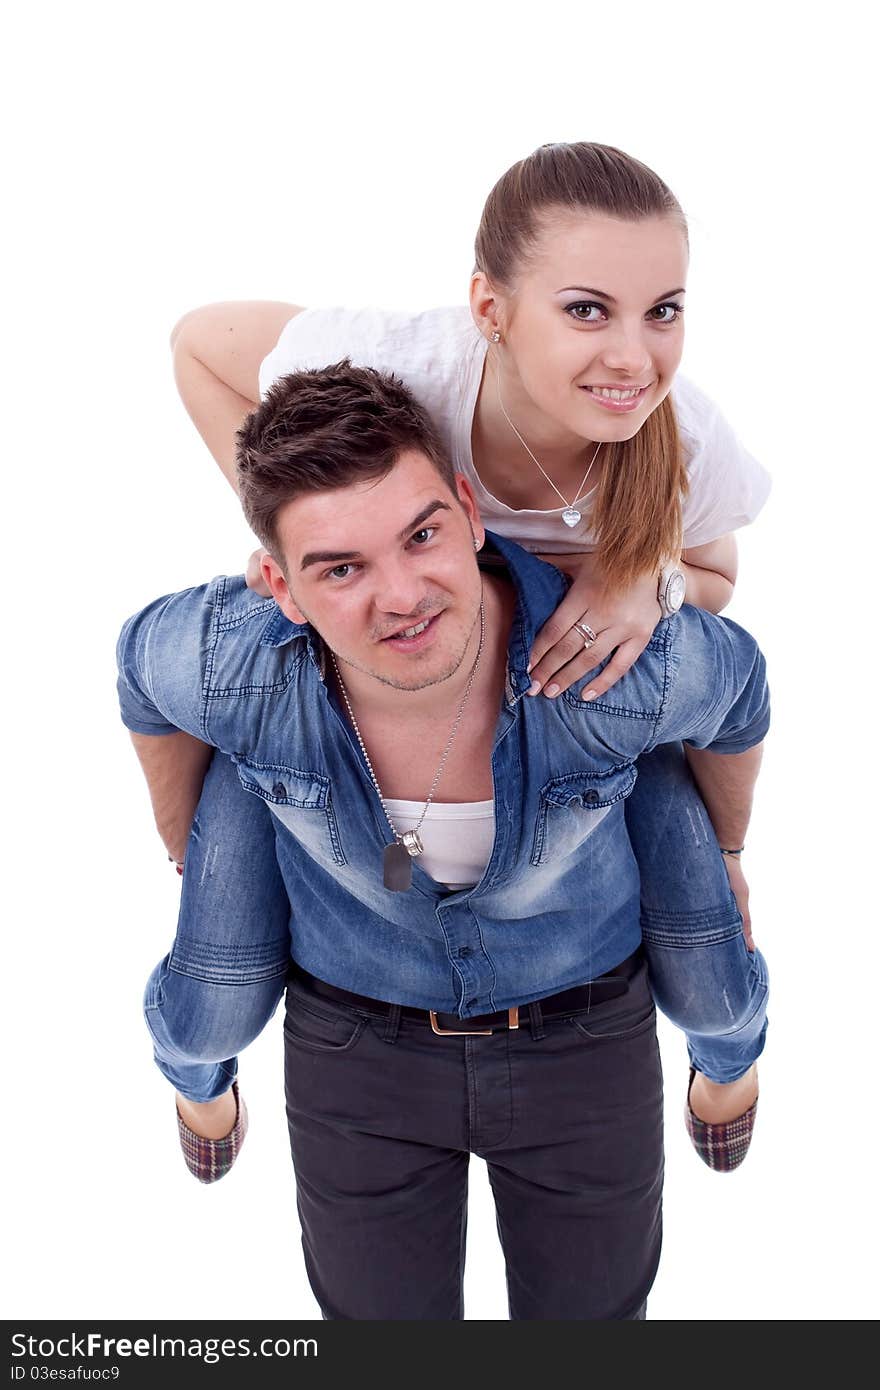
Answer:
[
  {"xmin": 569, "ymin": 1000, "xmax": 656, "ymax": 1042},
  {"xmin": 283, "ymin": 1001, "xmax": 365, "ymax": 1054}
]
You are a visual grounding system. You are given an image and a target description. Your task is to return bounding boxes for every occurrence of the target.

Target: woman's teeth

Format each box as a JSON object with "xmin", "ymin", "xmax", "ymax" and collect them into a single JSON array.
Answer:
[{"xmin": 586, "ymin": 386, "xmax": 643, "ymax": 400}]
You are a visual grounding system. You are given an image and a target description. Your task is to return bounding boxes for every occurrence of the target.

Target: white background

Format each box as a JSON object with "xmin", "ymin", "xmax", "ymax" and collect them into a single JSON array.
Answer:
[{"xmin": 4, "ymin": 0, "xmax": 877, "ymax": 1322}]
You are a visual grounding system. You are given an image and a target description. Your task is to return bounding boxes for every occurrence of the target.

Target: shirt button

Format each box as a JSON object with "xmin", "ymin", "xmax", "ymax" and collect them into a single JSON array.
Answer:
[
  {"xmin": 457, "ymin": 946, "xmax": 472, "ymax": 958},
  {"xmin": 272, "ymin": 782, "xmax": 287, "ymax": 797},
  {"xmin": 584, "ymin": 789, "xmax": 601, "ymax": 806}
]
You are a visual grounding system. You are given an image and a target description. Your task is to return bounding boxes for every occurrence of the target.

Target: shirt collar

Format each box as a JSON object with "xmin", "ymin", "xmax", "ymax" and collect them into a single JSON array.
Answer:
[
  {"xmin": 258, "ymin": 605, "xmax": 325, "ymax": 675},
  {"xmin": 479, "ymin": 532, "xmax": 569, "ymax": 698},
  {"xmin": 257, "ymin": 530, "xmax": 569, "ymax": 692}
]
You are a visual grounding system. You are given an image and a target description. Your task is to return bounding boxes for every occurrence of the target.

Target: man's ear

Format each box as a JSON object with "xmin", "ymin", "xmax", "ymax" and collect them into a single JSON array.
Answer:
[
  {"xmin": 262, "ymin": 552, "xmax": 307, "ymax": 625},
  {"xmin": 454, "ymin": 473, "xmax": 485, "ymax": 551}
]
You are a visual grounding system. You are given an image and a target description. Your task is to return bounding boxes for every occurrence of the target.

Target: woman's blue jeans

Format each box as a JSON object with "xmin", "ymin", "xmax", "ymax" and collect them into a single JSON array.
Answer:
[{"xmin": 145, "ymin": 744, "xmax": 768, "ymax": 1101}]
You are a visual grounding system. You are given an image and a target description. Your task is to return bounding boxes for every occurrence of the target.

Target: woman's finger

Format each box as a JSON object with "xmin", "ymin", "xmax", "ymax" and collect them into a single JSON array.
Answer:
[
  {"xmin": 246, "ymin": 547, "xmax": 272, "ymax": 596},
  {"xmin": 529, "ymin": 628, "xmax": 615, "ymax": 696},
  {"xmin": 529, "ymin": 589, "xmax": 597, "ymax": 669},
  {"xmin": 742, "ymin": 913, "xmax": 755, "ymax": 952},
  {"xmin": 530, "ymin": 633, "xmax": 621, "ymax": 697},
  {"xmin": 577, "ymin": 636, "xmax": 648, "ymax": 702}
]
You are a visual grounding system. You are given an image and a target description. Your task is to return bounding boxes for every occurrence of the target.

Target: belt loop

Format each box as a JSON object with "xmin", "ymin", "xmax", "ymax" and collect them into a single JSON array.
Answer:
[
  {"xmin": 383, "ymin": 1002, "xmax": 401, "ymax": 1045},
  {"xmin": 528, "ymin": 1001, "xmax": 545, "ymax": 1041}
]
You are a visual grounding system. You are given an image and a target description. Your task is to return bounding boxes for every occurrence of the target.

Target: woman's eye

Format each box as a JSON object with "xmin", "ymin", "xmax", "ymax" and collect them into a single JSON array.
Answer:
[
  {"xmin": 648, "ymin": 302, "xmax": 684, "ymax": 323},
  {"xmin": 410, "ymin": 527, "xmax": 436, "ymax": 545},
  {"xmin": 565, "ymin": 302, "xmax": 607, "ymax": 323}
]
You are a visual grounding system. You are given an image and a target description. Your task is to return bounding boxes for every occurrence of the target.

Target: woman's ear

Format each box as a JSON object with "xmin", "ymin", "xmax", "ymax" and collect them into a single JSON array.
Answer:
[{"xmin": 469, "ymin": 270, "xmax": 504, "ymax": 344}]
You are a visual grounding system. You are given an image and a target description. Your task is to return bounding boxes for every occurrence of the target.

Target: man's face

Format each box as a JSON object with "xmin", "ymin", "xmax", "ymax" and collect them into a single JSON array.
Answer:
[{"xmin": 264, "ymin": 450, "xmax": 485, "ymax": 693}]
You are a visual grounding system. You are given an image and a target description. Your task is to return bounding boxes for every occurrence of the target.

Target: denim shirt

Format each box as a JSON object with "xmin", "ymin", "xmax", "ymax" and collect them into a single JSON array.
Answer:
[{"xmin": 117, "ymin": 534, "xmax": 770, "ymax": 1016}]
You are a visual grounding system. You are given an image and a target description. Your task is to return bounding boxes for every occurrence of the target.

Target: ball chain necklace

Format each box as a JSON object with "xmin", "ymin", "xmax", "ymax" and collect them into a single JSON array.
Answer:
[
  {"xmin": 329, "ymin": 600, "xmax": 485, "ymax": 892},
  {"xmin": 495, "ymin": 363, "xmax": 602, "ymax": 529}
]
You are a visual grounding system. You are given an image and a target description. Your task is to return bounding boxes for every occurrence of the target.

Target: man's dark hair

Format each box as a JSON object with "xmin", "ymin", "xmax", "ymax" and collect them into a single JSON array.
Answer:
[{"xmin": 237, "ymin": 360, "xmax": 457, "ymax": 558}]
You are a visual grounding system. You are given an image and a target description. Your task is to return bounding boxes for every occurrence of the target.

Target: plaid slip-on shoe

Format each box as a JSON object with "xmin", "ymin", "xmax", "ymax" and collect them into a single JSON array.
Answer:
[
  {"xmin": 685, "ymin": 1067, "xmax": 758, "ymax": 1172},
  {"xmin": 176, "ymin": 1080, "xmax": 248, "ymax": 1184}
]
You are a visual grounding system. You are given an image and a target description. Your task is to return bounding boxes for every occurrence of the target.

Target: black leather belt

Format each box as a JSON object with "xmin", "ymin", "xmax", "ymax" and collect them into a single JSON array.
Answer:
[{"xmin": 293, "ymin": 957, "xmax": 633, "ymax": 1036}]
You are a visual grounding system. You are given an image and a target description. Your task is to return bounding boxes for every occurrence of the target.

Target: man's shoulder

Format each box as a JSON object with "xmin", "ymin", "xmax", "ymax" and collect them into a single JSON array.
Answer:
[
  {"xmin": 585, "ymin": 623, "xmax": 672, "ymax": 719},
  {"xmin": 546, "ymin": 606, "xmax": 759, "ymax": 755},
  {"xmin": 124, "ymin": 574, "xmax": 312, "ymax": 693},
  {"xmin": 196, "ymin": 576, "xmax": 313, "ymax": 697}
]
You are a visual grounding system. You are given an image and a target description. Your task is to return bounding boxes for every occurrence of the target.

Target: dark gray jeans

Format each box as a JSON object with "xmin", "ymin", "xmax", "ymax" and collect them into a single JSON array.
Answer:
[{"xmin": 283, "ymin": 951, "xmax": 662, "ymax": 1320}]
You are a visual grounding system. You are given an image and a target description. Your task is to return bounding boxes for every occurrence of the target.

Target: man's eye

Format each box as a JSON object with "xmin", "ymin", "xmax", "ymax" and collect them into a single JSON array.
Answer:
[
  {"xmin": 326, "ymin": 564, "xmax": 355, "ymax": 580},
  {"xmin": 565, "ymin": 302, "xmax": 607, "ymax": 323},
  {"xmin": 410, "ymin": 527, "xmax": 436, "ymax": 545},
  {"xmin": 648, "ymin": 302, "xmax": 684, "ymax": 323}
]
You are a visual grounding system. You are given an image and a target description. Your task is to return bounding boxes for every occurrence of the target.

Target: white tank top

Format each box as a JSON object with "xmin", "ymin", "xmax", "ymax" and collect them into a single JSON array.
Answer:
[{"xmin": 384, "ymin": 798, "xmax": 495, "ymax": 891}]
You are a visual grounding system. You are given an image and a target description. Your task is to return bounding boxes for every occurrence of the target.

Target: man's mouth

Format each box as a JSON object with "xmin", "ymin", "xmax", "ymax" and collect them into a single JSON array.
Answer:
[{"xmin": 381, "ymin": 613, "xmax": 439, "ymax": 642}]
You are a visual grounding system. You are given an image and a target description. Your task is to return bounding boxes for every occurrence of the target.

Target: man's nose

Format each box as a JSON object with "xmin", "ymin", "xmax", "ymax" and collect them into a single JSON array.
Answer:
[{"xmin": 371, "ymin": 558, "xmax": 424, "ymax": 616}]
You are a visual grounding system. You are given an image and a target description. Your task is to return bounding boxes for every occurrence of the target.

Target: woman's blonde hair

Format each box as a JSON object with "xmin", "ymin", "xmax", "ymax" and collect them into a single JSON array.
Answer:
[{"xmin": 475, "ymin": 142, "xmax": 689, "ymax": 590}]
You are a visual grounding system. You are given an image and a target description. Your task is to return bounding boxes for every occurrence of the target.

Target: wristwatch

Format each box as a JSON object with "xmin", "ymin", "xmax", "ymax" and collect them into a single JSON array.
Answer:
[{"xmin": 657, "ymin": 562, "xmax": 686, "ymax": 618}]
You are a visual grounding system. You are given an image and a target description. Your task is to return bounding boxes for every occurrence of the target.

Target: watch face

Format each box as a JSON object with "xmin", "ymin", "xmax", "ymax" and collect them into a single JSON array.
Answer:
[{"xmin": 666, "ymin": 570, "xmax": 687, "ymax": 611}]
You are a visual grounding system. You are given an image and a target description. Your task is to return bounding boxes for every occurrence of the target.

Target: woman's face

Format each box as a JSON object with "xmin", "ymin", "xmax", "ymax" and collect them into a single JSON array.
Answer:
[{"xmin": 484, "ymin": 212, "xmax": 688, "ymax": 447}]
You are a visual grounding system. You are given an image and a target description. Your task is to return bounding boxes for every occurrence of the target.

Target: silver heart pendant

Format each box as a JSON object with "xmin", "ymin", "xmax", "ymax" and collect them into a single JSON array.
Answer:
[{"xmin": 561, "ymin": 507, "xmax": 581, "ymax": 528}]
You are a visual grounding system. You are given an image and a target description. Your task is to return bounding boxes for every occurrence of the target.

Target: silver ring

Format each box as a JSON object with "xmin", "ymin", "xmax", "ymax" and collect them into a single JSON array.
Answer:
[{"xmin": 573, "ymin": 619, "xmax": 597, "ymax": 650}]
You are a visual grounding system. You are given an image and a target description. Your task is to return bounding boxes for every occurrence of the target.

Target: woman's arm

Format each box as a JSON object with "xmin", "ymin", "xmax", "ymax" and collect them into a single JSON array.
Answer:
[
  {"xmin": 680, "ymin": 533, "xmax": 737, "ymax": 614},
  {"xmin": 171, "ymin": 301, "xmax": 303, "ymax": 489},
  {"xmin": 528, "ymin": 532, "xmax": 740, "ymax": 701}
]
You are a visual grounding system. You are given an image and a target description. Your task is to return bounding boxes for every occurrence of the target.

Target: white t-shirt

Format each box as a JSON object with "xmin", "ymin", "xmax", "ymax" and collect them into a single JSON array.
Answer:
[
  {"xmin": 384, "ymin": 799, "xmax": 495, "ymax": 892},
  {"xmin": 260, "ymin": 305, "xmax": 771, "ymax": 554}
]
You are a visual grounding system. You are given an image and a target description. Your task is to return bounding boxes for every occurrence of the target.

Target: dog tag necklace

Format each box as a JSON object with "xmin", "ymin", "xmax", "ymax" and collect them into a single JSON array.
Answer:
[
  {"xmin": 495, "ymin": 364, "xmax": 601, "ymax": 529},
  {"xmin": 330, "ymin": 601, "xmax": 485, "ymax": 891}
]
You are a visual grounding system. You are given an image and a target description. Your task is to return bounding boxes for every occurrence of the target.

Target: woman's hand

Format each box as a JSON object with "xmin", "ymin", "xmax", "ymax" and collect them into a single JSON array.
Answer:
[
  {"xmin": 246, "ymin": 547, "xmax": 273, "ymax": 597},
  {"xmin": 528, "ymin": 553, "xmax": 662, "ymax": 701},
  {"xmin": 722, "ymin": 854, "xmax": 754, "ymax": 951}
]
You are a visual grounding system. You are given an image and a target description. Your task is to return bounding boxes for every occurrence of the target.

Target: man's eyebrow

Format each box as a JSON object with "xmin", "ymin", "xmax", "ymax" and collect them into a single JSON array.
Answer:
[
  {"xmin": 300, "ymin": 547, "xmax": 363, "ymax": 571},
  {"xmin": 401, "ymin": 500, "xmax": 452, "ymax": 538},
  {"xmin": 299, "ymin": 501, "xmax": 452, "ymax": 571},
  {"xmin": 555, "ymin": 286, "xmax": 686, "ymax": 304}
]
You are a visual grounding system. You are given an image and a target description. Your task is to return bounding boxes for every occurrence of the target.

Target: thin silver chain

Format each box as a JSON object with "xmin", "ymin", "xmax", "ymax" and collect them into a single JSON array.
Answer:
[
  {"xmin": 330, "ymin": 599, "xmax": 485, "ymax": 844},
  {"xmin": 495, "ymin": 362, "xmax": 602, "ymax": 510}
]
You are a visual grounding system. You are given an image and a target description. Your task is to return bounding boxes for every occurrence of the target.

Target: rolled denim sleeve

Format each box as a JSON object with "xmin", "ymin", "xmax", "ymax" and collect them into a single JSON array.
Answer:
[
  {"xmin": 647, "ymin": 607, "xmax": 770, "ymax": 754},
  {"xmin": 116, "ymin": 583, "xmax": 219, "ymax": 739}
]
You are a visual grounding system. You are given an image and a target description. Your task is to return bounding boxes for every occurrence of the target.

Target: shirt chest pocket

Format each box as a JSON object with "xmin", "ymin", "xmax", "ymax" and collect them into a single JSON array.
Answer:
[
  {"xmin": 234, "ymin": 758, "xmax": 346, "ymax": 867},
  {"xmin": 530, "ymin": 764, "xmax": 636, "ymax": 867}
]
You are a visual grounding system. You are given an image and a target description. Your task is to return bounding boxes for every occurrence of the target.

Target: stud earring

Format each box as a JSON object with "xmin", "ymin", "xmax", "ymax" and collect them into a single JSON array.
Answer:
[{"xmin": 490, "ymin": 331, "xmax": 501, "ymax": 343}]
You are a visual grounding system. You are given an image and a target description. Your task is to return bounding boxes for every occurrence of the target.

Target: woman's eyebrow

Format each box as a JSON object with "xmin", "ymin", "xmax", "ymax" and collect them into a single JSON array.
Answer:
[
  {"xmin": 556, "ymin": 285, "xmax": 614, "ymax": 300},
  {"xmin": 555, "ymin": 286, "xmax": 687, "ymax": 303}
]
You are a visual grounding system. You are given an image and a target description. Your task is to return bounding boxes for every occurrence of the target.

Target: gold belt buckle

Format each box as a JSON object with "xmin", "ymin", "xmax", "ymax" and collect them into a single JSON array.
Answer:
[{"xmin": 429, "ymin": 1007, "xmax": 520, "ymax": 1036}]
